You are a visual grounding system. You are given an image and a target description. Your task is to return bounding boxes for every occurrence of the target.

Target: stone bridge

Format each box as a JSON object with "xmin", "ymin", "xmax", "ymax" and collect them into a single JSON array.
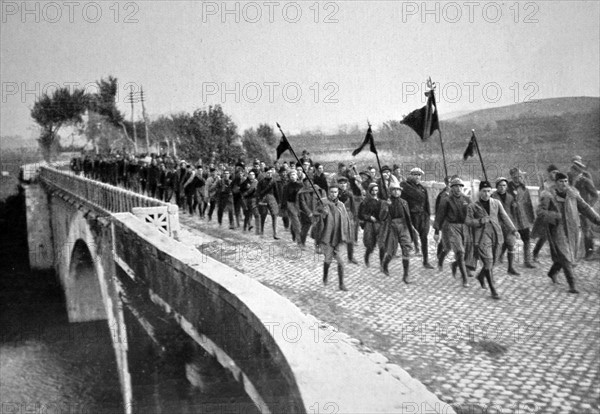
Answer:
[{"xmin": 21, "ymin": 164, "xmax": 455, "ymax": 414}]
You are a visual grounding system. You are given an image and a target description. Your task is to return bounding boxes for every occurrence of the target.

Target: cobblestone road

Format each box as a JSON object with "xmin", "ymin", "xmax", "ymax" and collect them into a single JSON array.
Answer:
[{"xmin": 179, "ymin": 212, "xmax": 600, "ymax": 414}]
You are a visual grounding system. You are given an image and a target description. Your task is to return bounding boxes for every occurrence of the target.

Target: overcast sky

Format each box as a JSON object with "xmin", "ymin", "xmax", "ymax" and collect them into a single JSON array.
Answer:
[{"xmin": 2, "ymin": 0, "xmax": 599, "ymax": 138}]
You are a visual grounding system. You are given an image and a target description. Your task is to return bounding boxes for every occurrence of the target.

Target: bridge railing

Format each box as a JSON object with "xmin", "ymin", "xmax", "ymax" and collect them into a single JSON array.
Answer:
[{"xmin": 39, "ymin": 166, "xmax": 180, "ymax": 239}]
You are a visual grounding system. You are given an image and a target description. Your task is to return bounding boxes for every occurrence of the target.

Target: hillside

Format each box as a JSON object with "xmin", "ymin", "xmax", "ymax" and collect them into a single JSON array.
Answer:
[
  {"xmin": 288, "ymin": 97, "xmax": 600, "ymax": 184},
  {"xmin": 449, "ymin": 97, "xmax": 600, "ymax": 128}
]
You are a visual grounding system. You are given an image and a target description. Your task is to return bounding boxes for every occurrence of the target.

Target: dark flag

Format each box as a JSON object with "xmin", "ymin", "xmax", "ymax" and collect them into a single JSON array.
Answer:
[
  {"xmin": 401, "ymin": 90, "xmax": 439, "ymax": 141},
  {"xmin": 463, "ymin": 130, "xmax": 476, "ymax": 160},
  {"xmin": 276, "ymin": 127, "xmax": 292, "ymax": 160},
  {"xmin": 352, "ymin": 125, "xmax": 378, "ymax": 156}
]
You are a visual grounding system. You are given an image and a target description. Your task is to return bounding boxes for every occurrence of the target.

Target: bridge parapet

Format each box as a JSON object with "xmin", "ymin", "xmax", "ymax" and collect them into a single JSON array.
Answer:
[
  {"xmin": 111, "ymin": 212, "xmax": 454, "ymax": 413},
  {"xmin": 38, "ymin": 166, "xmax": 179, "ymax": 239}
]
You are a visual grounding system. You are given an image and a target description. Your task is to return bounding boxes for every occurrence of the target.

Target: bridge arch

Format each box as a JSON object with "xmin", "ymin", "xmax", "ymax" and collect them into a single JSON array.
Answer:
[{"xmin": 67, "ymin": 239, "xmax": 106, "ymax": 321}]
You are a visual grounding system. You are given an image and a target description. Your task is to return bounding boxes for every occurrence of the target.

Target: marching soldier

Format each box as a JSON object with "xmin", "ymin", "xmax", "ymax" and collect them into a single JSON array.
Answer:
[
  {"xmin": 467, "ymin": 181, "xmax": 518, "ymax": 300},
  {"xmin": 571, "ymin": 160, "xmax": 599, "ymax": 260},
  {"xmin": 491, "ymin": 177, "xmax": 521, "ymax": 275},
  {"xmin": 532, "ymin": 165, "xmax": 559, "ymax": 261},
  {"xmin": 337, "ymin": 177, "xmax": 359, "ymax": 264},
  {"xmin": 147, "ymin": 158, "xmax": 160, "ymax": 198},
  {"xmin": 435, "ymin": 176, "xmax": 452, "ymax": 270},
  {"xmin": 378, "ymin": 181, "xmax": 417, "ymax": 283},
  {"xmin": 256, "ymin": 166, "xmax": 281, "ymax": 239},
  {"xmin": 242, "ymin": 171, "xmax": 260, "ymax": 233},
  {"xmin": 313, "ymin": 163, "xmax": 329, "ymax": 193},
  {"xmin": 315, "ymin": 183, "xmax": 352, "ymax": 291},
  {"xmin": 401, "ymin": 167, "xmax": 434, "ymax": 269},
  {"xmin": 507, "ymin": 167, "xmax": 536, "ymax": 268},
  {"xmin": 358, "ymin": 183, "xmax": 384, "ymax": 267},
  {"xmin": 216, "ymin": 170, "xmax": 235, "ymax": 229},
  {"xmin": 282, "ymin": 170, "xmax": 303, "ymax": 244},
  {"xmin": 537, "ymin": 172, "xmax": 600, "ymax": 294},
  {"xmin": 433, "ymin": 177, "xmax": 473, "ymax": 287},
  {"xmin": 298, "ymin": 178, "xmax": 326, "ymax": 248}
]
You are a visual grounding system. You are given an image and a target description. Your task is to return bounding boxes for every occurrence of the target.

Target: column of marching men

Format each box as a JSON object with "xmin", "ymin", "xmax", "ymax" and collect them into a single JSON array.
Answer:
[{"xmin": 71, "ymin": 152, "xmax": 600, "ymax": 299}]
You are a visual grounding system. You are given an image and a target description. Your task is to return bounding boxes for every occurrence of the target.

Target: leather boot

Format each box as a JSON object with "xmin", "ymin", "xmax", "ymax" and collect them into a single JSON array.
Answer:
[
  {"xmin": 382, "ymin": 254, "xmax": 392, "ymax": 276},
  {"xmin": 563, "ymin": 263, "xmax": 578, "ymax": 294},
  {"xmin": 584, "ymin": 237, "xmax": 594, "ymax": 260},
  {"xmin": 402, "ymin": 259, "xmax": 411, "ymax": 284},
  {"xmin": 548, "ymin": 262, "xmax": 562, "ymax": 284},
  {"xmin": 507, "ymin": 252, "xmax": 520, "ymax": 275},
  {"xmin": 272, "ymin": 217, "xmax": 279, "ymax": 240},
  {"xmin": 533, "ymin": 238, "xmax": 545, "ymax": 262},
  {"xmin": 364, "ymin": 249, "xmax": 371, "ymax": 267},
  {"xmin": 498, "ymin": 244, "xmax": 507, "ymax": 263},
  {"xmin": 456, "ymin": 254, "xmax": 469, "ymax": 287},
  {"xmin": 379, "ymin": 248, "xmax": 385, "ymax": 270},
  {"xmin": 437, "ymin": 243, "xmax": 447, "ymax": 271},
  {"xmin": 347, "ymin": 243, "xmax": 358, "ymax": 264},
  {"xmin": 476, "ymin": 268, "xmax": 486, "ymax": 289},
  {"xmin": 486, "ymin": 268, "xmax": 500, "ymax": 299},
  {"xmin": 323, "ymin": 263, "xmax": 330, "ymax": 285},
  {"xmin": 422, "ymin": 245, "xmax": 434, "ymax": 269},
  {"xmin": 450, "ymin": 261, "xmax": 458, "ymax": 278},
  {"xmin": 260, "ymin": 216, "xmax": 266, "ymax": 235},
  {"xmin": 338, "ymin": 263, "xmax": 348, "ymax": 291},
  {"xmin": 523, "ymin": 240, "xmax": 536, "ymax": 268}
]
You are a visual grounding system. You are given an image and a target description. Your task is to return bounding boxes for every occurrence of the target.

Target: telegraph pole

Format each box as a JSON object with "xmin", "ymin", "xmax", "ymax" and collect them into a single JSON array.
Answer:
[
  {"xmin": 128, "ymin": 89, "xmax": 138, "ymax": 151},
  {"xmin": 140, "ymin": 87, "xmax": 150, "ymax": 153}
]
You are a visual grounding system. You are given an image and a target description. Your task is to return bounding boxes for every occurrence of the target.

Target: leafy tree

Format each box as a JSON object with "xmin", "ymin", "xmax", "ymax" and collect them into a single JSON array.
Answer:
[
  {"xmin": 31, "ymin": 87, "xmax": 88, "ymax": 160},
  {"xmin": 257, "ymin": 123, "xmax": 276, "ymax": 146},
  {"xmin": 158, "ymin": 105, "xmax": 243, "ymax": 163},
  {"xmin": 87, "ymin": 76, "xmax": 124, "ymax": 128},
  {"xmin": 242, "ymin": 128, "xmax": 272, "ymax": 162}
]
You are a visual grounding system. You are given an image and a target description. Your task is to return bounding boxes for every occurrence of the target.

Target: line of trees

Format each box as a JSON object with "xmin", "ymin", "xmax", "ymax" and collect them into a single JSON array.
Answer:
[{"xmin": 30, "ymin": 75, "xmax": 279, "ymax": 163}]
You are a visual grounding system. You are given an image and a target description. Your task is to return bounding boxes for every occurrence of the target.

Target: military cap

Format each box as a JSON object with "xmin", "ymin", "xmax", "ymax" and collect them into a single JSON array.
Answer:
[
  {"xmin": 368, "ymin": 183, "xmax": 379, "ymax": 191},
  {"xmin": 509, "ymin": 167, "xmax": 526, "ymax": 176},
  {"xmin": 555, "ymin": 172, "xmax": 568, "ymax": 181},
  {"xmin": 479, "ymin": 180, "xmax": 492, "ymax": 190},
  {"xmin": 381, "ymin": 165, "xmax": 392, "ymax": 173},
  {"xmin": 389, "ymin": 181, "xmax": 401, "ymax": 190},
  {"xmin": 410, "ymin": 167, "xmax": 424, "ymax": 175},
  {"xmin": 337, "ymin": 176, "xmax": 349, "ymax": 183},
  {"xmin": 450, "ymin": 177, "xmax": 465, "ymax": 187},
  {"xmin": 495, "ymin": 177, "xmax": 508, "ymax": 186}
]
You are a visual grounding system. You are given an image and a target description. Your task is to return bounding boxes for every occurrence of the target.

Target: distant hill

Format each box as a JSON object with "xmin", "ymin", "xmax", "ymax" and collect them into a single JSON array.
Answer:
[
  {"xmin": 449, "ymin": 97, "xmax": 600, "ymax": 128},
  {"xmin": 289, "ymin": 97, "xmax": 600, "ymax": 183}
]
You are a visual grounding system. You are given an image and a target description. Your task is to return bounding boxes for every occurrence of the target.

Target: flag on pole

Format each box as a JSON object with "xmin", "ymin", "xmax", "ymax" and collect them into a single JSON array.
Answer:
[
  {"xmin": 401, "ymin": 89, "xmax": 440, "ymax": 141},
  {"xmin": 352, "ymin": 124, "xmax": 378, "ymax": 156},
  {"xmin": 276, "ymin": 126, "xmax": 292, "ymax": 160},
  {"xmin": 463, "ymin": 130, "xmax": 476, "ymax": 160}
]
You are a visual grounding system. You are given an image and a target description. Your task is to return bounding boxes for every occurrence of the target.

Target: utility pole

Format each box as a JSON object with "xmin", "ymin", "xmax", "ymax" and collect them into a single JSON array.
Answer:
[
  {"xmin": 128, "ymin": 89, "xmax": 138, "ymax": 153},
  {"xmin": 140, "ymin": 86, "xmax": 150, "ymax": 153}
]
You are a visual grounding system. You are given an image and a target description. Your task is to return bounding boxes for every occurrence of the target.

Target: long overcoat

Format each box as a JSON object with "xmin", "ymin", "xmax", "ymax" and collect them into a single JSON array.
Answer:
[{"xmin": 536, "ymin": 187, "xmax": 600, "ymax": 263}]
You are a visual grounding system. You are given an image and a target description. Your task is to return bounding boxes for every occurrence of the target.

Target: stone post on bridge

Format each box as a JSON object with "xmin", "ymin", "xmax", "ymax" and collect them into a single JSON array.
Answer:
[{"xmin": 20, "ymin": 162, "xmax": 55, "ymax": 270}]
